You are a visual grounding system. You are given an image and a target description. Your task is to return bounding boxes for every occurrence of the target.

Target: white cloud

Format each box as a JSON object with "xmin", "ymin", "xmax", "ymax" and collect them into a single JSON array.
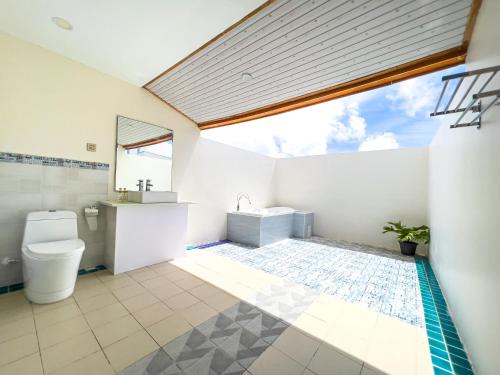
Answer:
[
  {"xmin": 385, "ymin": 74, "xmax": 441, "ymax": 117},
  {"xmin": 329, "ymin": 100, "xmax": 367, "ymax": 142},
  {"xmin": 358, "ymin": 132, "xmax": 400, "ymax": 152},
  {"xmin": 202, "ymin": 93, "xmax": 370, "ymax": 157},
  {"xmin": 201, "ymin": 68, "xmax": 456, "ymax": 157}
]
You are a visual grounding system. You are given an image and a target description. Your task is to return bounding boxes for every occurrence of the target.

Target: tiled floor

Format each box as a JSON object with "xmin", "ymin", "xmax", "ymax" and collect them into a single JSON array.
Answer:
[
  {"xmin": 0, "ymin": 261, "xmax": 385, "ymax": 375},
  {"xmin": 205, "ymin": 237, "xmax": 424, "ymax": 327},
  {"xmin": 186, "ymin": 238, "xmax": 474, "ymax": 375},
  {"xmin": 172, "ymin": 251, "xmax": 434, "ymax": 375},
  {"xmin": 0, "ymin": 239, "xmax": 472, "ymax": 375}
]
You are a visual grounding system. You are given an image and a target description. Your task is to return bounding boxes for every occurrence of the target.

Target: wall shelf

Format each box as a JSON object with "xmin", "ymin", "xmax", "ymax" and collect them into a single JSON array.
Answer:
[{"xmin": 430, "ymin": 65, "xmax": 500, "ymax": 129}]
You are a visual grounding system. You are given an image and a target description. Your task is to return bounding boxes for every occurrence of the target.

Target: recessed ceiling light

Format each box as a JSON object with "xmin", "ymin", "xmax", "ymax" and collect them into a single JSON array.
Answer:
[
  {"xmin": 52, "ymin": 17, "xmax": 73, "ymax": 31},
  {"xmin": 241, "ymin": 72, "xmax": 253, "ymax": 82}
]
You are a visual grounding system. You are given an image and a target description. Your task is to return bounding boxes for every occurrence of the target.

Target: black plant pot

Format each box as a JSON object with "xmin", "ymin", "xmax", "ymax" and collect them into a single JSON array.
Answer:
[{"xmin": 399, "ymin": 241, "xmax": 418, "ymax": 256}]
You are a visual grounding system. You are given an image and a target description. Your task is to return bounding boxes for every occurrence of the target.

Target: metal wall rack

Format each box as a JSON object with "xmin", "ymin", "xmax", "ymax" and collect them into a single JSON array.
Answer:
[{"xmin": 430, "ymin": 65, "xmax": 500, "ymax": 129}]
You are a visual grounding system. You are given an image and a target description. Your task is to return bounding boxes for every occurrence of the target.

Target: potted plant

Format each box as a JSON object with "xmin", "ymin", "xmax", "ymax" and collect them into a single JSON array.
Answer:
[{"xmin": 382, "ymin": 221, "xmax": 430, "ymax": 256}]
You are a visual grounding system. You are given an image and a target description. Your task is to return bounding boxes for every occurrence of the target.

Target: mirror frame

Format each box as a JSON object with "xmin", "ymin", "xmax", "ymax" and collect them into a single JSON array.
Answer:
[{"xmin": 114, "ymin": 115, "xmax": 174, "ymax": 192}]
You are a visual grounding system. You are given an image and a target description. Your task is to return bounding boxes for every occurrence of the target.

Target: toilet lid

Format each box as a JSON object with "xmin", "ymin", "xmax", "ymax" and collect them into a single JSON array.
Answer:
[{"xmin": 25, "ymin": 239, "xmax": 85, "ymax": 259}]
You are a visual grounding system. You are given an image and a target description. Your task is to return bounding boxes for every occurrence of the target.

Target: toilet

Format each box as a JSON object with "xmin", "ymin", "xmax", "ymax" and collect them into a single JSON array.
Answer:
[{"xmin": 22, "ymin": 211, "xmax": 85, "ymax": 304}]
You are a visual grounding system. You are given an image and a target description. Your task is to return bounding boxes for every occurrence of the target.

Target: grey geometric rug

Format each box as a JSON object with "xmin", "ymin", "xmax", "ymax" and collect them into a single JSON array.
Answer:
[{"xmin": 120, "ymin": 301, "xmax": 289, "ymax": 375}]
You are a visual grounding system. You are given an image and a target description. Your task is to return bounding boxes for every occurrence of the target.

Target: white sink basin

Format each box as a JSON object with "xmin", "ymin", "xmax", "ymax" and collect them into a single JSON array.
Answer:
[{"xmin": 128, "ymin": 191, "xmax": 178, "ymax": 203}]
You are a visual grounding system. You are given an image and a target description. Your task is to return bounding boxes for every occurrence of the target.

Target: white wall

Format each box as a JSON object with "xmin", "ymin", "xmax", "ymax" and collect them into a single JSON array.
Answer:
[
  {"xmin": 274, "ymin": 148, "xmax": 429, "ymax": 252},
  {"xmin": 179, "ymin": 138, "xmax": 276, "ymax": 245},
  {"xmin": 428, "ymin": 0, "xmax": 500, "ymax": 373}
]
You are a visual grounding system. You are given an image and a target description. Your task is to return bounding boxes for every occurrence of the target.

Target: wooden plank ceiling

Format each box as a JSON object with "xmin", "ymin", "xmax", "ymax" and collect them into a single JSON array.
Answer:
[{"xmin": 144, "ymin": 0, "xmax": 481, "ymax": 129}]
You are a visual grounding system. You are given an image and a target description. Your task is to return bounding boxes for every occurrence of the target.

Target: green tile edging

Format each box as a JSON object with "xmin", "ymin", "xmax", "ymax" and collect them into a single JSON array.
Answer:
[
  {"xmin": 0, "ymin": 265, "xmax": 107, "ymax": 295},
  {"xmin": 77, "ymin": 264, "xmax": 107, "ymax": 275},
  {"xmin": 416, "ymin": 258, "xmax": 474, "ymax": 375}
]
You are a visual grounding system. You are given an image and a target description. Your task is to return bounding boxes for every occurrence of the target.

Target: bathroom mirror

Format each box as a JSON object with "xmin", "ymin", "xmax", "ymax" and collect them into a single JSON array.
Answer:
[{"xmin": 115, "ymin": 116, "xmax": 173, "ymax": 191}]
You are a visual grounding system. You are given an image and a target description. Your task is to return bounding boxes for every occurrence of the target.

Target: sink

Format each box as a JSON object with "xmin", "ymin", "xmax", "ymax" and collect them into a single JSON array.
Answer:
[{"xmin": 128, "ymin": 191, "xmax": 178, "ymax": 203}]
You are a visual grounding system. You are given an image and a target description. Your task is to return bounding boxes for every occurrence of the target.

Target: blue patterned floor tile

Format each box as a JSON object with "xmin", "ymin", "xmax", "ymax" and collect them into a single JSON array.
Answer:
[
  {"xmin": 199, "ymin": 237, "xmax": 425, "ymax": 327},
  {"xmin": 195, "ymin": 238, "xmax": 475, "ymax": 375}
]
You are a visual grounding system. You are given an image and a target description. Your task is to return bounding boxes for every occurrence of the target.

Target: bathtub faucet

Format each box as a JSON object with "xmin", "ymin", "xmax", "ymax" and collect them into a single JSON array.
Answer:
[{"xmin": 236, "ymin": 192, "xmax": 251, "ymax": 211}]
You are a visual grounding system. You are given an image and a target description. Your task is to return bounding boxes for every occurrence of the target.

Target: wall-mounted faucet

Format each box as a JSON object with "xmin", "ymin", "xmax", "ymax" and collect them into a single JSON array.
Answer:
[
  {"xmin": 146, "ymin": 179, "xmax": 153, "ymax": 191},
  {"xmin": 236, "ymin": 192, "xmax": 251, "ymax": 211},
  {"xmin": 137, "ymin": 179, "xmax": 144, "ymax": 191}
]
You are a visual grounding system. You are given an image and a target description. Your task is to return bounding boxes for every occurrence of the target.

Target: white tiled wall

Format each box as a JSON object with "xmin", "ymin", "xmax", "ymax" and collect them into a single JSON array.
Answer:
[{"xmin": 0, "ymin": 162, "xmax": 108, "ymax": 287}]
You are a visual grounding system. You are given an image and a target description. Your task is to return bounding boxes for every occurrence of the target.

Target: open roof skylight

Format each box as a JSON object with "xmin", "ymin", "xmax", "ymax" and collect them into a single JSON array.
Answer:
[
  {"xmin": 201, "ymin": 65, "xmax": 464, "ymax": 157},
  {"xmin": 145, "ymin": 0, "xmax": 479, "ymax": 129}
]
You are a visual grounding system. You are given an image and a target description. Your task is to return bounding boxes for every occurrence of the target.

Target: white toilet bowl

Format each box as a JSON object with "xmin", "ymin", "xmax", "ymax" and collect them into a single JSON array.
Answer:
[
  {"xmin": 22, "ymin": 239, "xmax": 85, "ymax": 303},
  {"xmin": 21, "ymin": 211, "xmax": 85, "ymax": 304}
]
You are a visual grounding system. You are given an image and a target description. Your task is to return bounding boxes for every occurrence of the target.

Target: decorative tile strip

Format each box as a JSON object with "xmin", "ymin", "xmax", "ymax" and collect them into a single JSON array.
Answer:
[
  {"xmin": 416, "ymin": 258, "xmax": 474, "ymax": 375},
  {"xmin": 0, "ymin": 152, "xmax": 109, "ymax": 170},
  {"xmin": 0, "ymin": 265, "xmax": 107, "ymax": 294}
]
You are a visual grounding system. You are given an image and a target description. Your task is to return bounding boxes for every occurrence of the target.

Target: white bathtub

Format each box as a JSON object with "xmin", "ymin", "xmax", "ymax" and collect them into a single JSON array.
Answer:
[
  {"xmin": 234, "ymin": 207, "xmax": 295, "ymax": 217},
  {"xmin": 227, "ymin": 207, "xmax": 313, "ymax": 247}
]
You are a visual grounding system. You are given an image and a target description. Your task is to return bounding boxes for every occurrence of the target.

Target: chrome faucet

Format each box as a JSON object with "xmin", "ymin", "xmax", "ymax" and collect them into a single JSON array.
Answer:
[
  {"xmin": 146, "ymin": 179, "xmax": 153, "ymax": 191},
  {"xmin": 136, "ymin": 179, "xmax": 144, "ymax": 191},
  {"xmin": 236, "ymin": 192, "xmax": 251, "ymax": 211}
]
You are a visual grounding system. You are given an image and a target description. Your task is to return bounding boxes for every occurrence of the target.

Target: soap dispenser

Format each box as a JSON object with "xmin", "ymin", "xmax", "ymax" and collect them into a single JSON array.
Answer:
[{"xmin": 118, "ymin": 188, "xmax": 128, "ymax": 203}]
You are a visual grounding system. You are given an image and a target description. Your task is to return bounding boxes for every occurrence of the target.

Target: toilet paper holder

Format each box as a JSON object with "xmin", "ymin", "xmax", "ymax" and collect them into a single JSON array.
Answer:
[
  {"xmin": 84, "ymin": 206, "xmax": 99, "ymax": 217},
  {"xmin": 84, "ymin": 206, "xmax": 99, "ymax": 231}
]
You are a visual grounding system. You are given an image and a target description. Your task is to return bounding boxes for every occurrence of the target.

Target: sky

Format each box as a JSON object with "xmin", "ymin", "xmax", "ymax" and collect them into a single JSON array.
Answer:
[{"xmin": 201, "ymin": 65, "xmax": 464, "ymax": 158}]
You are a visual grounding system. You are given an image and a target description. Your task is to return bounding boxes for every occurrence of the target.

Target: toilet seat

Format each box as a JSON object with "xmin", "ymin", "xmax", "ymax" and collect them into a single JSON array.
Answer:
[{"xmin": 25, "ymin": 239, "xmax": 85, "ymax": 259}]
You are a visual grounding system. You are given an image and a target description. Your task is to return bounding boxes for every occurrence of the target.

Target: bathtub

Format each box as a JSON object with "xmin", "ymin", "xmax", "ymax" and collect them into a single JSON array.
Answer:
[
  {"xmin": 227, "ymin": 207, "xmax": 313, "ymax": 247},
  {"xmin": 236, "ymin": 207, "xmax": 295, "ymax": 217}
]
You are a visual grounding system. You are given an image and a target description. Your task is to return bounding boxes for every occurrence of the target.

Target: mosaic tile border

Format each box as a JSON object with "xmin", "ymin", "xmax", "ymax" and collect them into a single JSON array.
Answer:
[
  {"xmin": 416, "ymin": 258, "xmax": 474, "ymax": 375},
  {"xmin": 0, "ymin": 152, "xmax": 109, "ymax": 170},
  {"xmin": 0, "ymin": 265, "xmax": 107, "ymax": 295}
]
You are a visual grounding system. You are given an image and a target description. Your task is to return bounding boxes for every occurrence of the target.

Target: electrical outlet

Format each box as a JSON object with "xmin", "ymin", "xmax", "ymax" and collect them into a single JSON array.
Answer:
[{"xmin": 86, "ymin": 143, "xmax": 97, "ymax": 152}]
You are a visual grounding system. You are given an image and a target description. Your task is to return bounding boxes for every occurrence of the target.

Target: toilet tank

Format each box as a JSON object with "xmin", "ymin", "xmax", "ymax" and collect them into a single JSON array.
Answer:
[{"xmin": 22, "ymin": 211, "xmax": 78, "ymax": 246}]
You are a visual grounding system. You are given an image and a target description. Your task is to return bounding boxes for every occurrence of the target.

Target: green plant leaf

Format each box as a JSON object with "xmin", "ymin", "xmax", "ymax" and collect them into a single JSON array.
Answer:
[{"xmin": 382, "ymin": 221, "xmax": 430, "ymax": 244}]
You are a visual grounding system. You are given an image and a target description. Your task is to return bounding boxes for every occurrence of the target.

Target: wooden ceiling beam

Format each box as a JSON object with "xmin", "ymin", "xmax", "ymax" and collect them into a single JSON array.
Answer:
[
  {"xmin": 142, "ymin": 0, "xmax": 482, "ymax": 130},
  {"xmin": 196, "ymin": 0, "xmax": 481, "ymax": 130},
  {"xmin": 198, "ymin": 46, "xmax": 467, "ymax": 130},
  {"xmin": 463, "ymin": 0, "xmax": 482, "ymax": 48}
]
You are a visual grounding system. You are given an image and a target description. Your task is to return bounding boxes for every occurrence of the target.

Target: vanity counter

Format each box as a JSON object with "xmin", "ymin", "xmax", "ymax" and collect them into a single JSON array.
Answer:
[
  {"xmin": 101, "ymin": 200, "xmax": 190, "ymax": 273},
  {"xmin": 100, "ymin": 200, "xmax": 195, "ymax": 207}
]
